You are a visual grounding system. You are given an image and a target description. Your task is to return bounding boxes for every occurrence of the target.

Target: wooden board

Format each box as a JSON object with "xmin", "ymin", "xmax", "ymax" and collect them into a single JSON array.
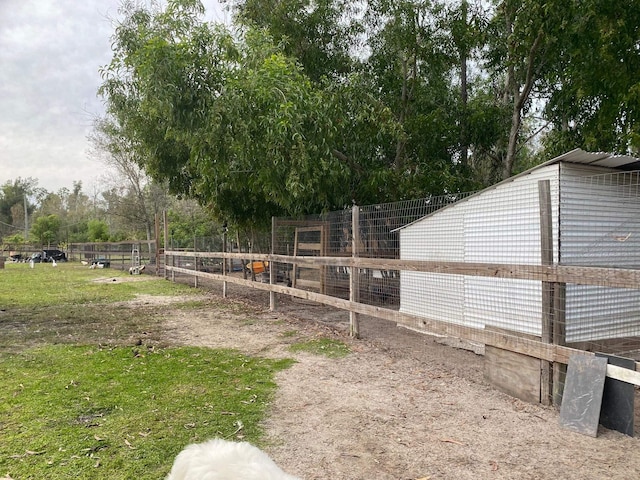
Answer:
[
  {"xmin": 485, "ymin": 346, "xmax": 542, "ymax": 403},
  {"xmin": 292, "ymin": 226, "xmax": 326, "ymax": 293}
]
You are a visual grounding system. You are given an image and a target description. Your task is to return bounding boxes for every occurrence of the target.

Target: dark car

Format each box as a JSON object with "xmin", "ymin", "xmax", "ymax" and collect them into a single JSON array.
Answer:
[
  {"xmin": 43, "ymin": 249, "xmax": 67, "ymax": 262},
  {"xmin": 31, "ymin": 249, "xmax": 67, "ymax": 263}
]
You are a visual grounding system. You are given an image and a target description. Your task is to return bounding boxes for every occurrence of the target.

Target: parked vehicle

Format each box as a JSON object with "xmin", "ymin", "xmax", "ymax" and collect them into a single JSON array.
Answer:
[{"xmin": 31, "ymin": 249, "xmax": 67, "ymax": 263}]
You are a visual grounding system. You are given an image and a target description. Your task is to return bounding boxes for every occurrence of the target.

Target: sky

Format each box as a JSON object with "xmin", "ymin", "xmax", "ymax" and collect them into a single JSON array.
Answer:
[{"xmin": 0, "ymin": 0, "xmax": 230, "ymax": 195}]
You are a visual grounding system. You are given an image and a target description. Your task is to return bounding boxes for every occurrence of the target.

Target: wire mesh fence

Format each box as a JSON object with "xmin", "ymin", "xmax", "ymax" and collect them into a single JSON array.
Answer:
[
  {"xmin": 266, "ymin": 166, "xmax": 640, "ymax": 359},
  {"xmin": 166, "ymin": 163, "xmax": 640, "ymax": 405}
]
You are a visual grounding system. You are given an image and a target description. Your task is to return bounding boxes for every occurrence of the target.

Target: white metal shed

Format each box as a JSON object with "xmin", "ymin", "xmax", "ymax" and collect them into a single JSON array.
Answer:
[{"xmin": 398, "ymin": 149, "xmax": 640, "ymax": 344}]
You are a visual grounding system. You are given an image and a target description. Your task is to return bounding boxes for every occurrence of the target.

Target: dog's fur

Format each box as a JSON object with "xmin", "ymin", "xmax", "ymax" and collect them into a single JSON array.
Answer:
[{"xmin": 165, "ymin": 438, "xmax": 301, "ymax": 480}]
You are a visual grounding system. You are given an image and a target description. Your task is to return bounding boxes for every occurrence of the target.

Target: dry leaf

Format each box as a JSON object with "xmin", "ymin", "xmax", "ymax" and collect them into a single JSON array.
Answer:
[
  {"xmin": 439, "ymin": 438, "xmax": 465, "ymax": 446},
  {"xmin": 124, "ymin": 439, "xmax": 136, "ymax": 449}
]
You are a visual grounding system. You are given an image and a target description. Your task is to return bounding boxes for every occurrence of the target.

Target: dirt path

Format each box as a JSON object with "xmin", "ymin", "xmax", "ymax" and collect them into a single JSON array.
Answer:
[{"xmin": 156, "ymin": 285, "xmax": 640, "ymax": 480}]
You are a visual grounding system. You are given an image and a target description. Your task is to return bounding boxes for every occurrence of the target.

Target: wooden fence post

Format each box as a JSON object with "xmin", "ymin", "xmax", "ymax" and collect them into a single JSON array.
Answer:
[
  {"xmin": 222, "ymin": 228, "xmax": 228, "ymax": 299},
  {"xmin": 350, "ymin": 205, "xmax": 360, "ymax": 338},
  {"xmin": 163, "ymin": 211, "xmax": 169, "ymax": 280},
  {"xmin": 552, "ymin": 283, "xmax": 567, "ymax": 406},
  {"xmin": 154, "ymin": 213, "xmax": 160, "ymax": 276},
  {"xmin": 270, "ymin": 216, "xmax": 277, "ymax": 311},
  {"xmin": 194, "ymin": 236, "xmax": 199, "ymax": 289},
  {"xmin": 538, "ymin": 180, "xmax": 553, "ymax": 406}
]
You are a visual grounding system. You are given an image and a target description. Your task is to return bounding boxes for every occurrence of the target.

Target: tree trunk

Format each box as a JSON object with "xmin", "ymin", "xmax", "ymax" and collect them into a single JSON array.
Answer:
[
  {"xmin": 502, "ymin": 19, "xmax": 544, "ymax": 180},
  {"xmin": 459, "ymin": 0, "xmax": 469, "ymax": 167}
]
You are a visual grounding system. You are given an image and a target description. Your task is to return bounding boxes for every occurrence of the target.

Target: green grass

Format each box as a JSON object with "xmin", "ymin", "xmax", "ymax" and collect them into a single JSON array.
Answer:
[
  {"xmin": 0, "ymin": 345, "xmax": 293, "ymax": 479},
  {"xmin": 0, "ymin": 263, "xmax": 200, "ymax": 353},
  {"xmin": 289, "ymin": 338, "xmax": 350, "ymax": 358},
  {"xmin": 0, "ymin": 262, "xmax": 194, "ymax": 309},
  {"xmin": 0, "ymin": 262, "xmax": 296, "ymax": 479}
]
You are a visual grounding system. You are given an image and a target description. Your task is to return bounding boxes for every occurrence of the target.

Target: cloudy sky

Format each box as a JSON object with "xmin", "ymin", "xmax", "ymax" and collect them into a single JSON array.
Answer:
[{"xmin": 0, "ymin": 0, "xmax": 229, "ymax": 194}]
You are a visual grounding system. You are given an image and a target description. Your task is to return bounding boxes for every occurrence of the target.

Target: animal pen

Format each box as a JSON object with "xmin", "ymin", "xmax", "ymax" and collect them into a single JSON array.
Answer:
[{"xmin": 164, "ymin": 150, "xmax": 640, "ymax": 411}]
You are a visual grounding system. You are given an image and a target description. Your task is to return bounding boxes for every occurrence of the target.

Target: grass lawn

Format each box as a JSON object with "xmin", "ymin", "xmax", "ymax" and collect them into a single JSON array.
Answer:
[{"xmin": 0, "ymin": 262, "xmax": 294, "ymax": 479}]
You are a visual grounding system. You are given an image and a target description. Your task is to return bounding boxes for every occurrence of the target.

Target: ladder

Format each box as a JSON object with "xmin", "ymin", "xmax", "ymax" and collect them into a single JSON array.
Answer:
[{"xmin": 130, "ymin": 246, "xmax": 141, "ymax": 275}]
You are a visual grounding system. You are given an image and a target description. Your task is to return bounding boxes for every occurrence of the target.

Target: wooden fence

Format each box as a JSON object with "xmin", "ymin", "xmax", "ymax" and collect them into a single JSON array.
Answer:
[
  {"xmin": 164, "ymin": 248, "xmax": 640, "ymax": 400},
  {"xmin": 68, "ymin": 241, "xmax": 157, "ymax": 272}
]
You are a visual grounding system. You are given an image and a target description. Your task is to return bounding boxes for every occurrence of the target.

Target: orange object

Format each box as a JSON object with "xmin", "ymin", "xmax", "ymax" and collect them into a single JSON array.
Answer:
[{"xmin": 248, "ymin": 261, "xmax": 268, "ymax": 274}]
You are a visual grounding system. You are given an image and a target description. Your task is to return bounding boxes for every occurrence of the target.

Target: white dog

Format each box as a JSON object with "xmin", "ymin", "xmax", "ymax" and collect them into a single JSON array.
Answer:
[{"xmin": 165, "ymin": 438, "xmax": 301, "ymax": 480}]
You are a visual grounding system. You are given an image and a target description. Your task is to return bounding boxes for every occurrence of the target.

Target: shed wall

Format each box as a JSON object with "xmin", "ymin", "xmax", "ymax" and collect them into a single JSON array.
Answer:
[
  {"xmin": 559, "ymin": 164, "xmax": 640, "ymax": 342},
  {"xmin": 399, "ymin": 164, "xmax": 560, "ymax": 336},
  {"xmin": 400, "ymin": 161, "xmax": 640, "ymax": 344}
]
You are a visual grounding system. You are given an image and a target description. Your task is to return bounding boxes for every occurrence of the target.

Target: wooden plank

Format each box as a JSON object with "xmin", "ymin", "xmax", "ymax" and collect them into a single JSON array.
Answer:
[
  {"xmin": 294, "ymin": 279, "xmax": 321, "ymax": 289},
  {"xmin": 294, "ymin": 226, "xmax": 326, "ymax": 233},
  {"xmin": 165, "ymin": 250, "xmax": 640, "ymax": 290},
  {"xmin": 296, "ymin": 265, "xmax": 321, "ymax": 271},
  {"xmin": 165, "ymin": 264, "xmax": 640, "ymax": 377},
  {"xmin": 296, "ymin": 242, "xmax": 322, "ymax": 252},
  {"xmin": 485, "ymin": 346, "xmax": 542, "ymax": 403},
  {"xmin": 607, "ymin": 364, "xmax": 640, "ymax": 386},
  {"xmin": 273, "ymin": 255, "xmax": 640, "ymax": 290}
]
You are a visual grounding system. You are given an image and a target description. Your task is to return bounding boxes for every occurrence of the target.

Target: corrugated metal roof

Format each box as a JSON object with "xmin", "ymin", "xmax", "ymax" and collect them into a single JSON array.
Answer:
[
  {"xmin": 394, "ymin": 149, "xmax": 640, "ymax": 232},
  {"xmin": 540, "ymin": 148, "xmax": 640, "ymax": 170}
]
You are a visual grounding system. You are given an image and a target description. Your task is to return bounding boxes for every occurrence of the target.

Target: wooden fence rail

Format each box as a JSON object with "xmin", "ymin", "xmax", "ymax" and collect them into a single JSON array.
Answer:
[{"xmin": 165, "ymin": 249, "xmax": 640, "ymax": 386}]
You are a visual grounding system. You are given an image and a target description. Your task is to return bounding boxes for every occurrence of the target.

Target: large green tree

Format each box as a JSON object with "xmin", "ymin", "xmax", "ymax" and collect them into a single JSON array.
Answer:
[
  {"xmin": 30, "ymin": 214, "xmax": 61, "ymax": 247},
  {"xmin": 100, "ymin": 0, "xmax": 402, "ymax": 228},
  {"xmin": 0, "ymin": 178, "xmax": 39, "ymax": 239},
  {"xmin": 99, "ymin": 0, "xmax": 640, "ymax": 230},
  {"xmin": 541, "ymin": 0, "xmax": 640, "ymax": 156},
  {"xmin": 226, "ymin": 0, "xmax": 361, "ymax": 82}
]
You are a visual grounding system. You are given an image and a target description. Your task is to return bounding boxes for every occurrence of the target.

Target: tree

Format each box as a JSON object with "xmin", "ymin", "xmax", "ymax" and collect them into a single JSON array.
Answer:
[
  {"xmin": 100, "ymin": 0, "xmax": 402, "ymax": 228},
  {"xmin": 87, "ymin": 219, "xmax": 110, "ymax": 242},
  {"xmin": 89, "ymin": 116, "xmax": 170, "ymax": 240},
  {"xmin": 99, "ymin": 0, "xmax": 640, "ymax": 230},
  {"xmin": 0, "ymin": 178, "xmax": 39, "ymax": 239},
  {"xmin": 227, "ymin": 0, "xmax": 361, "ymax": 82},
  {"xmin": 30, "ymin": 214, "xmax": 61, "ymax": 247},
  {"xmin": 2, "ymin": 232, "xmax": 25, "ymax": 253},
  {"xmin": 541, "ymin": 0, "xmax": 640, "ymax": 156},
  {"xmin": 476, "ymin": 1, "xmax": 569, "ymax": 181}
]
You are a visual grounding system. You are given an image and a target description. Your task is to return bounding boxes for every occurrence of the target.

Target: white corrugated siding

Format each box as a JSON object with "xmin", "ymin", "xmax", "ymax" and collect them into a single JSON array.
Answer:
[
  {"xmin": 463, "ymin": 165, "xmax": 559, "ymax": 336},
  {"xmin": 400, "ymin": 202, "xmax": 465, "ymax": 325},
  {"xmin": 399, "ymin": 164, "xmax": 560, "ymax": 336},
  {"xmin": 559, "ymin": 164, "xmax": 640, "ymax": 342}
]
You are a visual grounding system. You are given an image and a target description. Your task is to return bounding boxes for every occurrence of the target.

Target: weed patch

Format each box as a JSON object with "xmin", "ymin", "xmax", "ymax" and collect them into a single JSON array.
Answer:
[{"xmin": 289, "ymin": 338, "xmax": 350, "ymax": 358}]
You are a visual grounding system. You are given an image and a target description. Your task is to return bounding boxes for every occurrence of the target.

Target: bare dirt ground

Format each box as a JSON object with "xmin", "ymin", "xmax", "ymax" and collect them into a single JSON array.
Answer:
[{"xmin": 152, "ymin": 277, "xmax": 640, "ymax": 480}]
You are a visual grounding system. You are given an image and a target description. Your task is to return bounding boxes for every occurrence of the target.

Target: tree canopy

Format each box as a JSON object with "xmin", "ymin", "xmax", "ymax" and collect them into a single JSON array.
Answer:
[{"xmin": 98, "ymin": 0, "xmax": 640, "ymax": 227}]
